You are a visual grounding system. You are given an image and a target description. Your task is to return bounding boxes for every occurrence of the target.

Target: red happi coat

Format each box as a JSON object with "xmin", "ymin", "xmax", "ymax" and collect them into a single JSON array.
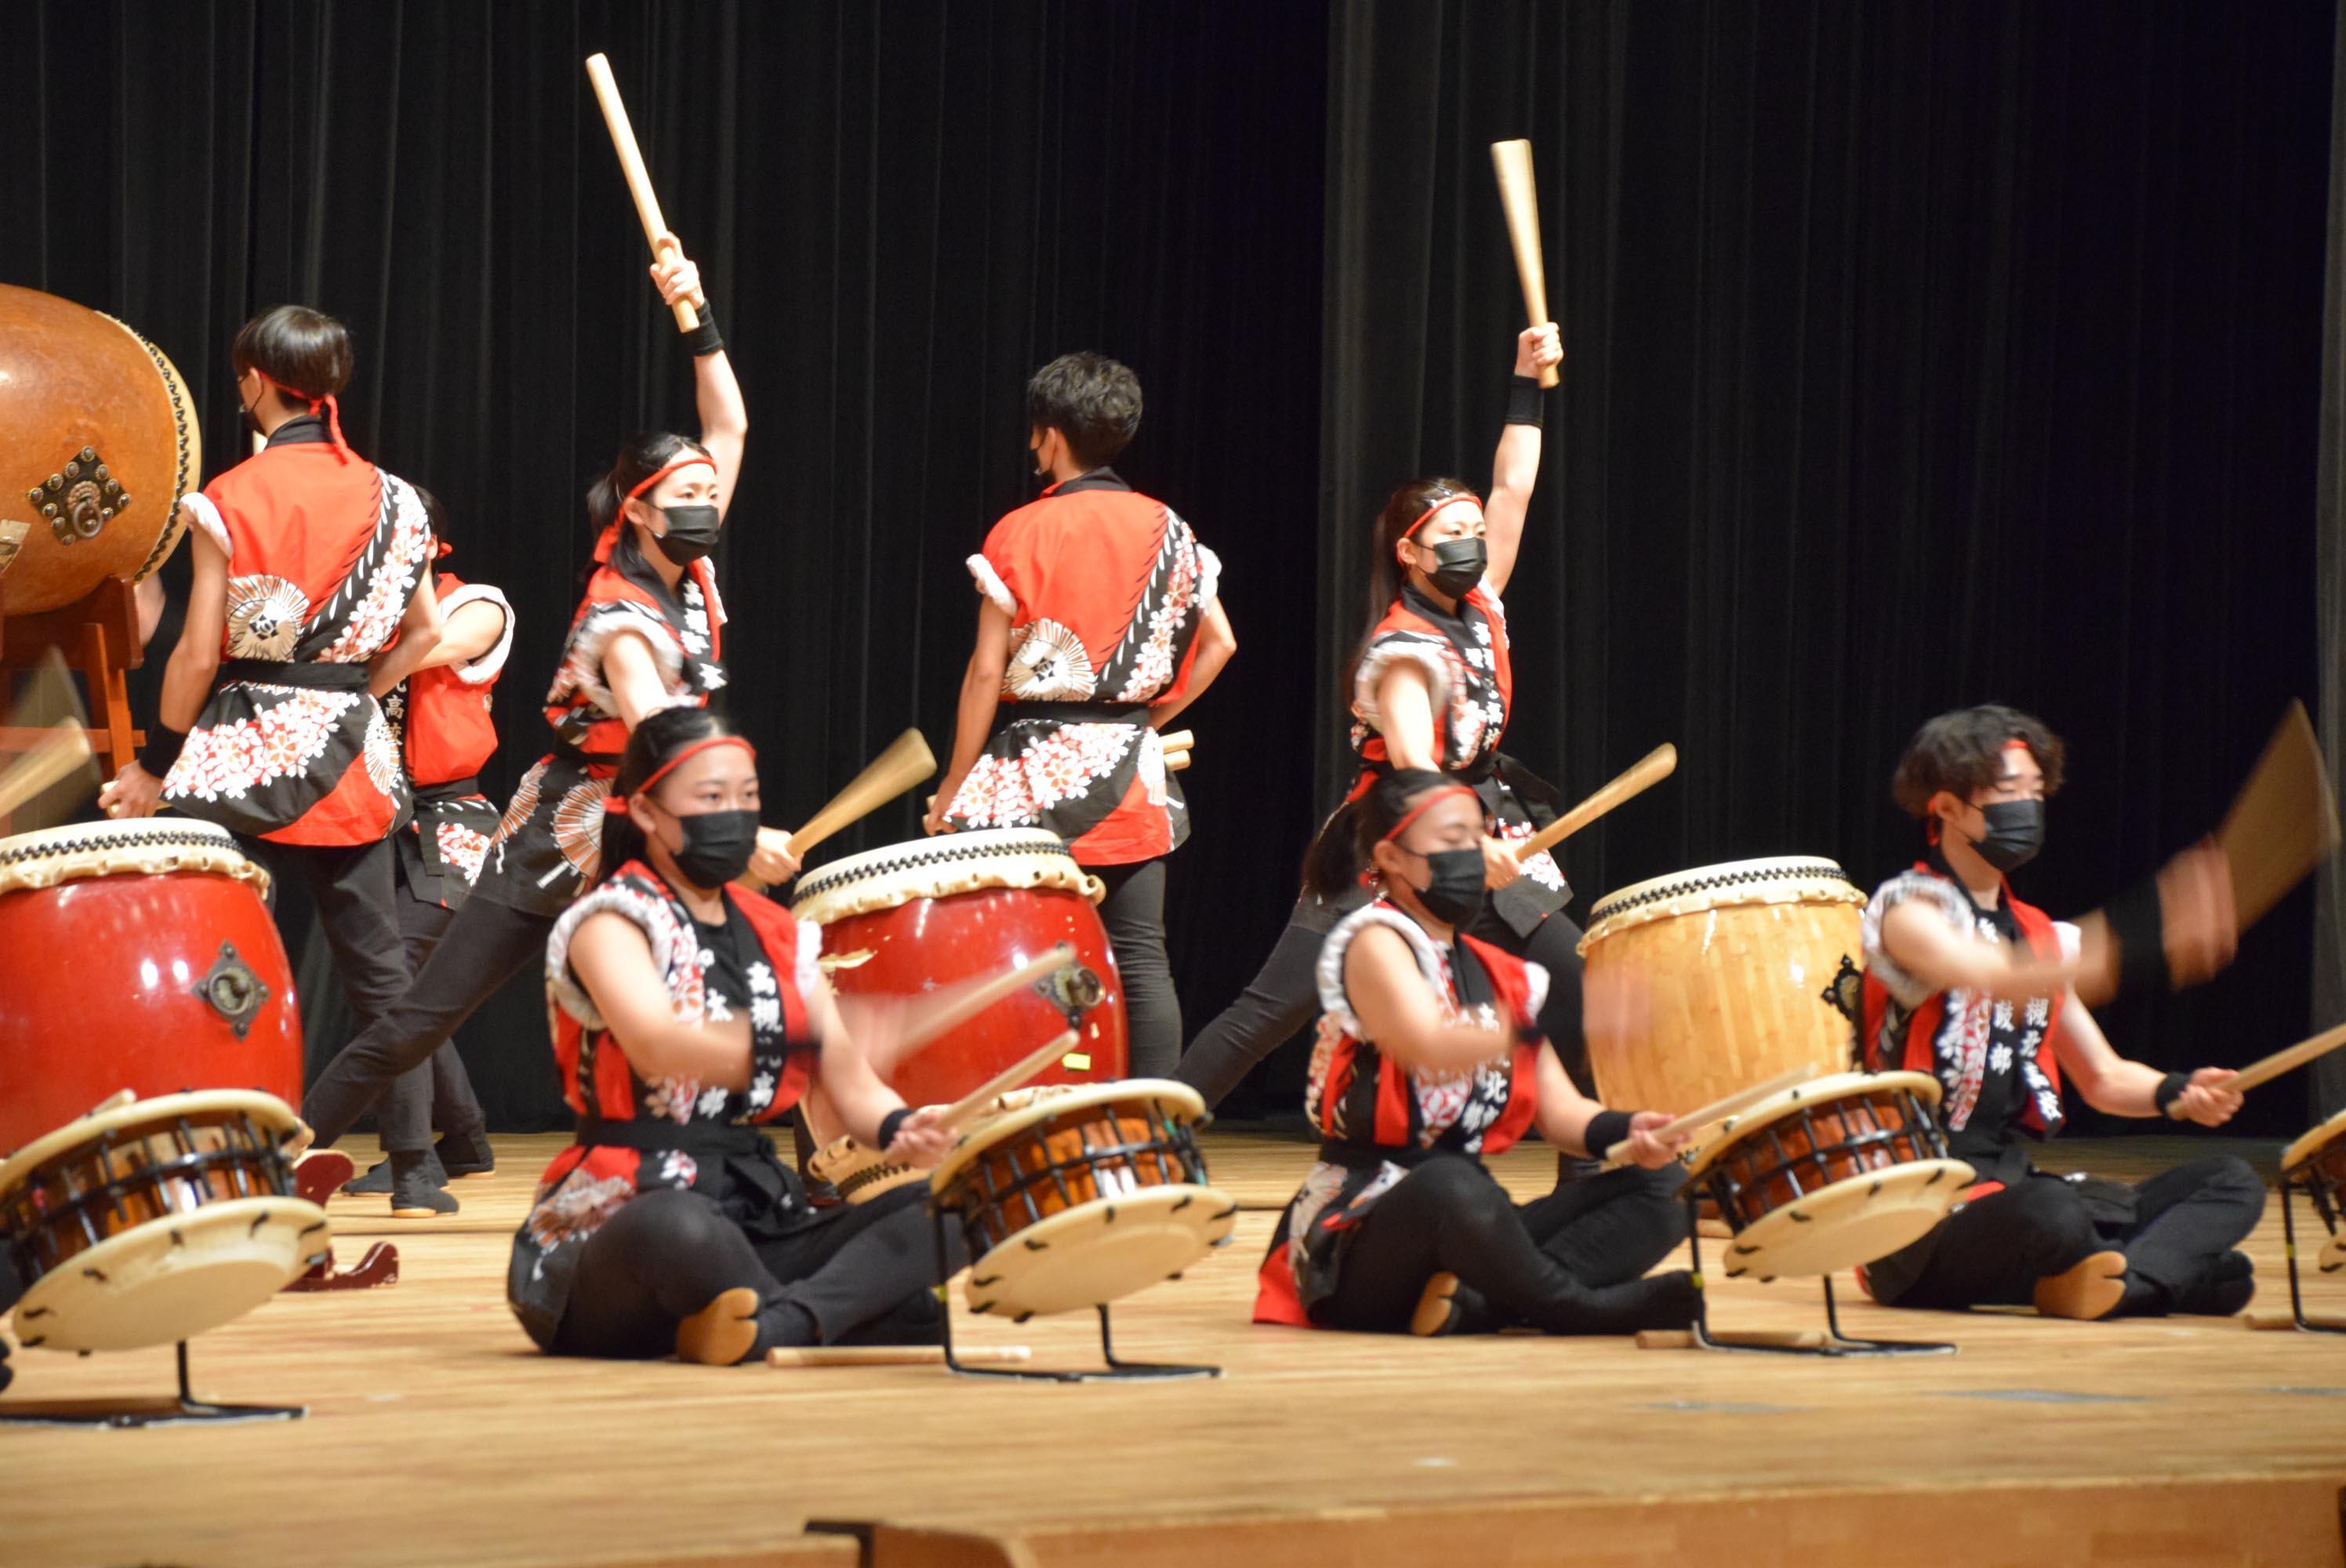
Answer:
[
  {"xmin": 385, "ymin": 569, "xmax": 513, "ymax": 906},
  {"xmin": 942, "ymin": 466, "xmax": 1221, "ymax": 864},
  {"xmin": 1255, "ymin": 900, "xmax": 1547, "ymax": 1327},
  {"xmin": 164, "ymin": 419, "xmax": 434, "ymax": 844}
]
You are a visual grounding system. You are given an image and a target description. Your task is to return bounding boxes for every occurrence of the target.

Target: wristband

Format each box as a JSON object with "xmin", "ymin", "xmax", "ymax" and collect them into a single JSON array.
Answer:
[
  {"xmin": 876, "ymin": 1106, "xmax": 911, "ymax": 1150},
  {"xmin": 681, "ymin": 303, "xmax": 724, "ymax": 357},
  {"xmin": 2152, "ymin": 1072, "xmax": 2190, "ymax": 1116},
  {"xmin": 1584, "ymin": 1109, "xmax": 1634, "ymax": 1157},
  {"xmin": 1504, "ymin": 373, "xmax": 1546, "ymax": 429},
  {"xmin": 2102, "ymin": 873, "xmax": 2169, "ymax": 996},
  {"xmin": 138, "ymin": 724, "xmax": 188, "ymax": 778}
]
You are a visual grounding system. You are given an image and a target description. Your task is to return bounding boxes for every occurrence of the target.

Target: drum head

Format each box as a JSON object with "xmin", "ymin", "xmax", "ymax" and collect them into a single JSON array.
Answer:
[
  {"xmin": 0, "ymin": 818, "xmax": 266, "ymax": 898},
  {"xmin": 9, "ymin": 1195, "xmax": 329, "ymax": 1352},
  {"xmin": 962, "ymin": 1182, "xmax": 1235, "ymax": 1319},
  {"xmin": 792, "ymin": 829, "xmax": 1099, "ymax": 924},
  {"xmin": 1682, "ymin": 1072, "xmax": 1944, "ymax": 1183},
  {"xmin": 2281, "ymin": 1108, "xmax": 2346, "ymax": 1177},
  {"xmin": 1578, "ymin": 855, "xmax": 1862, "ymax": 950},
  {"xmin": 1720, "ymin": 1159, "xmax": 1972, "ymax": 1282},
  {"xmin": 928, "ymin": 1079, "xmax": 1208, "ymax": 1193}
]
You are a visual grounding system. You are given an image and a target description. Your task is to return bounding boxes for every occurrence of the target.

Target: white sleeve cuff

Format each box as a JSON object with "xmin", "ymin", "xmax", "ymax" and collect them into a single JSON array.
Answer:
[
  {"xmin": 1194, "ymin": 543, "xmax": 1222, "ymax": 610},
  {"xmin": 438, "ymin": 583, "xmax": 515, "ymax": 685},
  {"xmin": 1315, "ymin": 903, "xmax": 1449, "ymax": 1039},
  {"xmin": 566, "ymin": 603, "xmax": 686, "ymax": 713},
  {"xmin": 1521, "ymin": 959, "xmax": 1551, "ymax": 1026},
  {"xmin": 794, "ymin": 917, "xmax": 826, "ymax": 1019},
  {"xmin": 967, "ymin": 554, "xmax": 1018, "ymax": 617},
  {"xmin": 545, "ymin": 881, "xmax": 695, "ymax": 1029},
  {"xmin": 180, "ymin": 492, "xmax": 231, "ymax": 559},
  {"xmin": 1352, "ymin": 637, "xmax": 1453, "ymax": 732}
]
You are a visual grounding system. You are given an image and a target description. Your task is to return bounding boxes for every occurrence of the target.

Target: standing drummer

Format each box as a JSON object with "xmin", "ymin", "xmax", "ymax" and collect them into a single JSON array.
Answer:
[
  {"xmin": 1855, "ymin": 705, "xmax": 2264, "ymax": 1319},
  {"xmin": 924, "ymin": 352, "xmax": 1237, "ymax": 1080},
  {"xmin": 100, "ymin": 305, "xmax": 438, "ymax": 1047}
]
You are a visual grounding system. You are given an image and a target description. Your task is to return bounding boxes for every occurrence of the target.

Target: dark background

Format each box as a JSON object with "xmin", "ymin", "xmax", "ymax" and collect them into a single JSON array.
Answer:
[{"xmin": 5, "ymin": 0, "xmax": 2333, "ymax": 1139}]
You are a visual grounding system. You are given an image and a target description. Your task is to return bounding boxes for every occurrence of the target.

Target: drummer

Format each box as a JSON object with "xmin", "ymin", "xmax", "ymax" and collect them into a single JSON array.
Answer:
[
  {"xmin": 1856, "ymin": 705, "xmax": 2264, "ymax": 1319},
  {"xmin": 99, "ymin": 305, "xmax": 438, "ymax": 1047},
  {"xmin": 1254, "ymin": 769, "xmax": 1699, "ymax": 1337},
  {"xmin": 510, "ymin": 707, "xmax": 957, "ymax": 1362},
  {"xmin": 1180, "ymin": 324, "xmax": 1581, "ymax": 1111},
  {"xmin": 923, "ymin": 351, "xmax": 1236, "ymax": 1080},
  {"xmin": 300, "ymin": 237, "xmax": 799, "ymax": 1171}
]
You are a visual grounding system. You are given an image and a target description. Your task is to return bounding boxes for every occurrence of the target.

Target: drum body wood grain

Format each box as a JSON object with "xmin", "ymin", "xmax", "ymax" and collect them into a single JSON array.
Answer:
[{"xmin": 0, "ymin": 282, "xmax": 200, "ymax": 615}]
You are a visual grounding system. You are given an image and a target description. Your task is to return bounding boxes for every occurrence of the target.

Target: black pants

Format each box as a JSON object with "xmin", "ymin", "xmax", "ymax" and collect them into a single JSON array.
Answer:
[
  {"xmin": 1319, "ymin": 1159, "xmax": 1684, "ymax": 1334},
  {"xmin": 376, "ymin": 888, "xmax": 489, "ymax": 1155},
  {"xmin": 239, "ymin": 834, "xmax": 410, "ymax": 1034},
  {"xmin": 1091, "ymin": 857, "xmax": 1180, "ymax": 1080},
  {"xmin": 303, "ymin": 892, "xmax": 552, "ymax": 1149},
  {"xmin": 1875, "ymin": 1157, "xmax": 2266, "ymax": 1311},
  {"xmin": 1176, "ymin": 897, "xmax": 1590, "ymax": 1109},
  {"xmin": 550, "ymin": 1185, "xmax": 957, "ymax": 1359}
]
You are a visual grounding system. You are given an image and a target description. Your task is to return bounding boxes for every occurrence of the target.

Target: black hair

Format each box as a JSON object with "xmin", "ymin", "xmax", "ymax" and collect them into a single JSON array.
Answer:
[
  {"xmin": 586, "ymin": 430, "xmax": 714, "ymax": 534},
  {"xmin": 412, "ymin": 485, "xmax": 448, "ymax": 545},
  {"xmin": 1301, "ymin": 767, "xmax": 1462, "ymax": 901},
  {"xmin": 1026, "ymin": 352, "xmax": 1142, "ymax": 469},
  {"xmin": 1890, "ymin": 704, "xmax": 2067, "ymax": 822},
  {"xmin": 231, "ymin": 305, "xmax": 352, "ymax": 401},
  {"xmin": 594, "ymin": 705, "xmax": 739, "ymax": 887},
  {"xmin": 1338, "ymin": 477, "xmax": 1480, "ymax": 706}
]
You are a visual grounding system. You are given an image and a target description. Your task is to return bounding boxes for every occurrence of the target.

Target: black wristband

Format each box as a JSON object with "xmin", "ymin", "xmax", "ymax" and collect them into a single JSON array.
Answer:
[
  {"xmin": 138, "ymin": 724, "xmax": 188, "ymax": 778},
  {"xmin": 1584, "ymin": 1109, "xmax": 1634, "ymax": 1156},
  {"xmin": 2152, "ymin": 1071, "xmax": 2191, "ymax": 1116},
  {"xmin": 681, "ymin": 303, "xmax": 724, "ymax": 357},
  {"xmin": 2103, "ymin": 872, "xmax": 2170, "ymax": 996},
  {"xmin": 876, "ymin": 1106, "xmax": 911, "ymax": 1149},
  {"xmin": 1504, "ymin": 372, "xmax": 1546, "ymax": 429}
]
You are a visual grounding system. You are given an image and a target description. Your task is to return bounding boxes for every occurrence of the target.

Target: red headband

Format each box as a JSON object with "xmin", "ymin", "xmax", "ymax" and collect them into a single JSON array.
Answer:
[
  {"xmin": 1401, "ymin": 492, "xmax": 1483, "ymax": 541},
  {"xmin": 251, "ymin": 367, "xmax": 352, "ymax": 463},
  {"xmin": 604, "ymin": 735, "xmax": 757, "ymax": 817},
  {"xmin": 1360, "ymin": 783, "xmax": 1482, "ymax": 884},
  {"xmin": 592, "ymin": 454, "xmax": 721, "ymax": 564}
]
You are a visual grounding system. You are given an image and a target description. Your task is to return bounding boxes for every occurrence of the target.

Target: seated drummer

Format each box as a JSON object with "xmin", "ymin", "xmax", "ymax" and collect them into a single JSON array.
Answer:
[
  {"xmin": 508, "ymin": 708, "xmax": 958, "ymax": 1364},
  {"xmin": 1255, "ymin": 768, "xmax": 1699, "ymax": 1337},
  {"xmin": 1857, "ymin": 705, "xmax": 2264, "ymax": 1319}
]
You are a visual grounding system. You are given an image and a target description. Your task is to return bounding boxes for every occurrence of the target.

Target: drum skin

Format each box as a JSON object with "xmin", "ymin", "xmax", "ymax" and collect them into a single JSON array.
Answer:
[
  {"xmin": 816, "ymin": 884, "xmax": 1128, "ymax": 1107},
  {"xmin": 1578, "ymin": 859, "xmax": 1864, "ymax": 1117},
  {"xmin": 0, "ymin": 282, "xmax": 199, "ymax": 615},
  {"xmin": 1702, "ymin": 1084, "xmax": 1937, "ymax": 1228},
  {"xmin": 949, "ymin": 1105, "xmax": 1170, "ymax": 1255},
  {"xmin": 0, "ymin": 866, "xmax": 300, "ymax": 1156}
]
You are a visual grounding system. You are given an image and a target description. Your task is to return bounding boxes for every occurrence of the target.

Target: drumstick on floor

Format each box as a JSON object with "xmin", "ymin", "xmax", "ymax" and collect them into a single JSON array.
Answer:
[
  {"xmin": 2165, "ymin": 1018, "xmax": 2346, "ymax": 1119},
  {"xmin": 766, "ymin": 1345, "xmax": 1031, "ymax": 1368},
  {"xmin": 1602, "ymin": 1065, "xmax": 1819, "ymax": 1165},
  {"xmin": 1513, "ymin": 744, "xmax": 1676, "ymax": 864}
]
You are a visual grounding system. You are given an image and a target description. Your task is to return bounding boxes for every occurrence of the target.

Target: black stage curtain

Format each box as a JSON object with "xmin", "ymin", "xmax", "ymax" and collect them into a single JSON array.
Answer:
[
  {"xmin": 1321, "ymin": 1, "xmax": 2333, "ymax": 1137},
  {"xmin": 2318, "ymin": 0, "xmax": 2346, "ymax": 1123},
  {"xmin": 2, "ymin": 1, "xmax": 1328, "ymax": 1128}
]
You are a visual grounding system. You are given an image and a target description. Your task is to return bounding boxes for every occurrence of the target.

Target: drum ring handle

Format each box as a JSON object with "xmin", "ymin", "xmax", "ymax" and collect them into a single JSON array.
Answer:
[
  {"xmin": 1040, "ymin": 963, "xmax": 1106, "ymax": 1018},
  {"xmin": 194, "ymin": 942, "xmax": 271, "ymax": 1040}
]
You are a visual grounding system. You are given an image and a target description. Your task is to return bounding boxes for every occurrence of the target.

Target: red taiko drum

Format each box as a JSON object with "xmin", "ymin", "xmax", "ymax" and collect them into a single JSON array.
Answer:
[
  {"xmin": 0, "ymin": 819, "xmax": 302, "ymax": 1156},
  {"xmin": 790, "ymin": 829, "xmax": 1128, "ymax": 1110}
]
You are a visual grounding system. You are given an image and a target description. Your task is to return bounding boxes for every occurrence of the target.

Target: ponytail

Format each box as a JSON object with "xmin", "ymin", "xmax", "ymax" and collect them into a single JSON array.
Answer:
[
  {"xmin": 1299, "ymin": 767, "xmax": 1458, "ymax": 901},
  {"xmin": 594, "ymin": 706, "xmax": 735, "ymax": 888}
]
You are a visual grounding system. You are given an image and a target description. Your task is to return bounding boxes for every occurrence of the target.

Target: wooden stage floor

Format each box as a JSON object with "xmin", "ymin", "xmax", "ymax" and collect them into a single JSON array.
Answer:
[{"xmin": 4, "ymin": 1128, "xmax": 2343, "ymax": 1568}]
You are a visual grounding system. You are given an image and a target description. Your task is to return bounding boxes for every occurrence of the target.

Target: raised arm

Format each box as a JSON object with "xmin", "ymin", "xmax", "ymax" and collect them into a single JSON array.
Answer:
[
  {"xmin": 648, "ymin": 234, "xmax": 746, "ymax": 514},
  {"xmin": 1481, "ymin": 323, "xmax": 1560, "ymax": 597}
]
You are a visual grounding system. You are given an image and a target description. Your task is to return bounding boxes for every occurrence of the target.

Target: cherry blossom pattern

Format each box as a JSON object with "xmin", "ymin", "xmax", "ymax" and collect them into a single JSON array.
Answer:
[
  {"xmin": 318, "ymin": 478, "xmax": 436, "ymax": 662},
  {"xmin": 163, "ymin": 688, "xmax": 356, "ymax": 804},
  {"xmin": 434, "ymin": 819, "xmax": 492, "ymax": 882}
]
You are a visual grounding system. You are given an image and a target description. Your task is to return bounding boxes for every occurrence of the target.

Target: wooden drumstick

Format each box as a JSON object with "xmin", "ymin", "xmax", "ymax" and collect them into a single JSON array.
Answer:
[
  {"xmin": 0, "ymin": 720, "xmax": 94, "ymax": 819},
  {"xmin": 935, "ymin": 1029, "xmax": 1082, "ymax": 1129},
  {"xmin": 890, "ymin": 948, "xmax": 1077, "ymax": 1063},
  {"xmin": 2164, "ymin": 1018, "xmax": 2346, "ymax": 1119},
  {"xmin": 1161, "ymin": 728, "xmax": 1194, "ymax": 774},
  {"xmin": 2216, "ymin": 700, "xmax": 2341, "ymax": 931},
  {"xmin": 1513, "ymin": 743, "xmax": 1677, "ymax": 863},
  {"xmin": 585, "ymin": 53, "xmax": 702, "ymax": 332},
  {"xmin": 1490, "ymin": 140, "xmax": 1560, "ymax": 389},
  {"xmin": 766, "ymin": 1345, "xmax": 1030, "ymax": 1367},
  {"xmin": 1602, "ymin": 1063, "xmax": 1818, "ymax": 1163},
  {"xmin": 789, "ymin": 729, "xmax": 937, "ymax": 859}
]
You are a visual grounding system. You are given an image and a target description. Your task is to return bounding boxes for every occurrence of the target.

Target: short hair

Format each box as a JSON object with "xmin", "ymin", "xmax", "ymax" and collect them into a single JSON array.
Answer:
[
  {"xmin": 1890, "ymin": 704, "xmax": 2067, "ymax": 818},
  {"xmin": 1026, "ymin": 352, "xmax": 1142, "ymax": 468},
  {"xmin": 231, "ymin": 305, "xmax": 353, "ymax": 401}
]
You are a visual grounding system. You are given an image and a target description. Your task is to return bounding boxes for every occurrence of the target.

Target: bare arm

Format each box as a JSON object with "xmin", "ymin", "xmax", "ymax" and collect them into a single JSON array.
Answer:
[
  {"xmin": 600, "ymin": 630, "xmax": 680, "ymax": 729},
  {"xmin": 1342, "ymin": 925, "xmax": 1513, "ymax": 1074},
  {"xmin": 925, "ymin": 600, "xmax": 1014, "ymax": 833},
  {"xmin": 1149, "ymin": 599, "xmax": 1236, "ymax": 729},
  {"xmin": 1527, "ymin": 1043, "xmax": 1680, "ymax": 1166},
  {"xmin": 1480, "ymin": 325, "xmax": 1560, "ymax": 597},
  {"xmin": 1372, "ymin": 662, "xmax": 1443, "ymax": 771},
  {"xmin": 412, "ymin": 597, "xmax": 507, "ymax": 673},
  {"xmin": 1879, "ymin": 899, "xmax": 2077, "ymax": 1002},
  {"xmin": 365, "ymin": 575, "xmax": 445, "ymax": 698},
  {"xmin": 2050, "ymin": 997, "xmax": 2242, "ymax": 1124},
  {"xmin": 570, "ymin": 911, "xmax": 754, "ymax": 1087},
  {"xmin": 160, "ymin": 522, "xmax": 228, "ymax": 729},
  {"xmin": 647, "ymin": 238, "xmax": 747, "ymax": 515}
]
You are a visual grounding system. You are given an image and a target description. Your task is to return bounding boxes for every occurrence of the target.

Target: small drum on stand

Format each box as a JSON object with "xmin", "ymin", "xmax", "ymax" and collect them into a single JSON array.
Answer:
[
  {"xmin": 927, "ymin": 1080, "xmax": 1235, "ymax": 1381},
  {"xmin": 2276, "ymin": 1110, "xmax": 2346, "ymax": 1334},
  {"xmin": 0, "ymin": 820, "xmax": 327, "ymax": 1423},
  {"xmin": 1671, "ymin": 1071, "xmax": 1971, "ymax": 1357}
]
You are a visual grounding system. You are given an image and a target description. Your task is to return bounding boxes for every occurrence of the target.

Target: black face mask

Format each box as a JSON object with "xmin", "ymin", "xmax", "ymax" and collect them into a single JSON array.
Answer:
[
  {"xmin": 653, "ymin": 504, "xmax": 723, "ymax": 565},
  {"xmin": 1965, "ymin": 799, "xmax": 2045, "ymax": 873},
  {"xmin": 1420, "ymin": 538, "xmax": 1487, "ymax": 598},
  {"xmin": 1404, "ymin": 845, "xmax": 1488, "ymax": 927},
  {"xmin": 662, "ymin": 808, "xmax": 760, "ymax": 889}
]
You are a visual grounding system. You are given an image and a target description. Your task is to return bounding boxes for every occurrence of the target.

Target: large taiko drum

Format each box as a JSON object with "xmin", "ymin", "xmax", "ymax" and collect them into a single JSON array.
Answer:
[
  {"xmin": 791, "ymin": 829, "xmax": 1129, "ymax": 1110},
  {"xmin": 0, "ymin": 820, "xmax": 320, "ymax": 1352},
  {"xmin": 2282, "ymin": 1109, "xmax": 2346, "ymax": 1277},
  {"xmin": 0, "ymin": 283, "xmax": 202, "ymax": 614},
  {"xmin": 0, "ymin": 819, "xmax": 302, "ymax": 1152},
  {"xmin": 1576, "ymin": 856, "xmax": 1866, "ymax": 1118}
]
